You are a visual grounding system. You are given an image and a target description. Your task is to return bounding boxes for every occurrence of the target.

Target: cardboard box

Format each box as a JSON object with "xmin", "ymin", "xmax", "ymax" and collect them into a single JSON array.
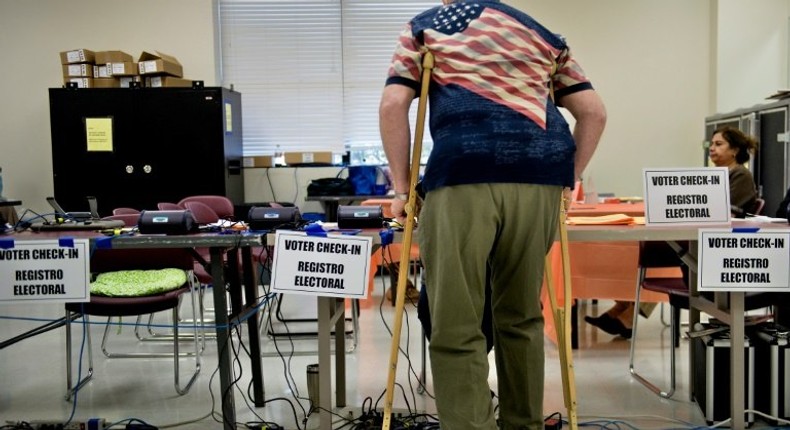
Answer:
[
  {"xmin": 62, "ymin": 63, "xmax": 92, "ymax": 77},
  {"xmin": 119, "ymin": 76, "xmax": 142, "ymax": 88},
  {"xmin": 59, "ymin": 49, "xmax": 95, "ymax": 64},
  {"xmin": 243, "ymin": 156, "xmax": 274, "ymax": 168},
  {"xmin": 284, "ymin": 151, "xmax": 334, "ymax": 165},
  {"xmin": 144, "ymin": 76, "xmax": 192, "ymax": 88},
  {"xmin": 108, "ymin": 62, "xmax": 138, "ymax": 76},
  {"xmin": 95, "ymin": 50, "xmax": 133, "ymax": 64},
  {"xmin": 63, "ymin": 77, "xmax": 94, "ymax": 88},
  {"xmin": 94, "ymin": 65, "xmax": 111, "ymax": 78},
  {"xmin": 93, "ymin": 78, "xmax": 120, "ymax": 88},
  {"xmin": 138, "ymin": 51, "xmax": 183, "ymax": 77}
]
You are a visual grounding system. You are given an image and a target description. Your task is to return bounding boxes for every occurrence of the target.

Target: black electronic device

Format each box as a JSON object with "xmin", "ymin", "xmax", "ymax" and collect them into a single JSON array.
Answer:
[
  {"xmin": 31, "ymin": 196, "xmax": 124, "ymax": 231},
  {"xmin": 87, "ymin": 195, "xmax": 100, "ymax": 219},
  {"xmin": 47, "ymin": 196, "xmax": 92, "ymax": 222},
  {"xmin": 248, "ymin": 206, "xmax": 301, "ymax": 231},
  {"xmin": 692, "ymin": 322, "xmax": 755, "ymax": 426},
  {"xmin": 137, "ymin": 210, "xmax": 197, "ymax": 235},
  {"xmin": 337, "ymin": 205, "xmax": 383, "ymax": 229}
]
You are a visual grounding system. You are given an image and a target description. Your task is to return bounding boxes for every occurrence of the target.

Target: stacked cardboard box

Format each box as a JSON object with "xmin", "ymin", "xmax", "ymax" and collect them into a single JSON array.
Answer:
[
  {"xmin": 93, "ymin": 50, "xmax": 138, "ymax": 88},
  {"xmin": 58, "ymin": 49, "xmax": 193, "ymax": 88},
  {"xmin": 60, "ymin": 48, "xmax": 96, "ymax": 88},
  {"xmin": 138, "ymin": 51, "xmax": 192, "ymax": 87}
]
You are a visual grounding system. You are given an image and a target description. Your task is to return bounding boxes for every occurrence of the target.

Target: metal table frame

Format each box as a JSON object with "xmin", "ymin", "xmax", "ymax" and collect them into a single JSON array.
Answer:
[{"xmin": 7, "ymin": 231, "xmax": 265, "ymax": 430}]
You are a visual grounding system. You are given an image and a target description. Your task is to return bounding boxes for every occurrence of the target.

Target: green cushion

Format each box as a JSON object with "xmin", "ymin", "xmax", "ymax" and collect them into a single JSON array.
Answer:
[{"xmin": 90, "ymin": 269, "xmax": 188, "ymax": 297}]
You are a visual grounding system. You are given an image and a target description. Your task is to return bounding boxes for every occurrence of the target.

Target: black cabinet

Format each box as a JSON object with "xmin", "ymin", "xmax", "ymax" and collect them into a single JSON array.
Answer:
[{"xmin": 49, "ymin": 87, "xmax": 243, "ymax": 216}]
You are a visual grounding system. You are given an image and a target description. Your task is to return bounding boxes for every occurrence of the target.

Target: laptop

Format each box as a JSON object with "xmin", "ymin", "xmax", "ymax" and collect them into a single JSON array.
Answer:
[{"xmin": 29, "ymin": 196, "xmax": 125, "ymax": 231}]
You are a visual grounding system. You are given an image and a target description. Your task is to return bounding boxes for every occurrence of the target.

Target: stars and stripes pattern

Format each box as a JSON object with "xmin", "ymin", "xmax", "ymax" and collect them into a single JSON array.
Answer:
[
  {"xmin": 432, "ymin": 2, "xmax": 482, "ymax": 34},
  {"xmin": 428, "ymin": 7, "xmax": 560, "ymax": 129},
  {"xmin": 387, "ymin": 2, "xmax": 589, "ymax": 130}
]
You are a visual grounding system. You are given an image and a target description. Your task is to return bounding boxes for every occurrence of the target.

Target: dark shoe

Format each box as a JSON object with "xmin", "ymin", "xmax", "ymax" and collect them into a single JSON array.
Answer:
[
  {"xmin": 585, "ymin": 313, "xmax": 630, "ymax": 337},
  {"xmin": 386, "ymin": 261, "xmax": 418, "ymax": 305},
  {"xmin": 385, "ymin": 283, "xmax": 419, "ymax": 305}
]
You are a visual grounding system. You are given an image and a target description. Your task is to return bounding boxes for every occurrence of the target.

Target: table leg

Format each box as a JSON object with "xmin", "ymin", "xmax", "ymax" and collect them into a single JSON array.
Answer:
[
  {"xmin": 210, "ymin": 247, "xmax": 236, "ymax": 430},
  {"xmin": 335, "ymin": 298, "xmax": 346, "ymax": 407},
  {"xmin": 242, "ymin": 247, "xmax": 265, "ymax": 406},
  {"xmin": 318, "ymin": 297, "xmax": 333, "ymax": 430},
  {"xmin": 324, "ymin": 201, "xmax": 339, "ymax": 222},
  {"xmin": 729, "ymin": 292, "xmax": 746, "ymax": 429}
]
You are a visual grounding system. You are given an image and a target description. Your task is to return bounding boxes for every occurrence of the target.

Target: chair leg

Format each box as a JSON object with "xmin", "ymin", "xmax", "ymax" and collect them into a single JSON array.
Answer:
[
  {"xmin": 101, "ymin": 297, "xmax": 204, "ymax": 359},
  {"xmin": 174, "ymin": 286, "xmax": 201, "ymax": 395},
  {"xmin": 629, "ymin": 268, "xmax": 676, "ymax": 398},
  {"xmin": 672, "ymin": 305, "xmax": 681, "ymax": 348},
  {"xmin": 659, "ymin": 302, "xmax": 670, "ymax": 327},
  {"xmin": 65, "ymin": 310, "xmax": 94, "ymax": 401}
]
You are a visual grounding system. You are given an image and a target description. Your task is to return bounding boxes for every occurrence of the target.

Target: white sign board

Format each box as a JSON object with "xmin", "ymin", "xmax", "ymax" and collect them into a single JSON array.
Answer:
[
  {"xmin": 270, "ymin": 231, "xmax": 372, "ymax": 299},
  {"xmin": 0, "ymin": 239, "xmax": 91, "ymax": 303},
  {"xmin": 643, "ymin": 167, "xmax": 731, "ymax": 225},
  {"xmin": 698, "ymin": 228, "xmax": 790, "ymax": 292}
]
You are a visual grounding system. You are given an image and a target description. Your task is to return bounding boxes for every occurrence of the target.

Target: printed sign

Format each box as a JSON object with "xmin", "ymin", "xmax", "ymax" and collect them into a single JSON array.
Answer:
[
  {"xmin": 0, "ymin": 239, "xmax": 91, "ymax": 303},
  {"xmin": 698, "ymin": 229, "xmax": 790, "ymax": 292},
  {"xmin": 643, "ymin": 167, "xmax": 731, "ymax": 225},
  {"xmin": 270, "ymin": 231, "xmax": 372, "ymax": 299},
  {"xmin": 85, "ymin": 117, "xmax": 113, "ymax": 152}
]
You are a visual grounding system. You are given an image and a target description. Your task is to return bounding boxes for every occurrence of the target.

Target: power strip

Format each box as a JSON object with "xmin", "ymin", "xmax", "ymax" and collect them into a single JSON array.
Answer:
[{"xmin": 5, "ymin": 418, "xmax": 106, "ymax": 430}]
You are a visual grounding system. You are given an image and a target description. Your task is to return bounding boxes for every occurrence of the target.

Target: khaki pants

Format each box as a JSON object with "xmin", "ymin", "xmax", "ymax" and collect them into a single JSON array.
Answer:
[{"xmin": 419, "ymin": 183, "xmax": 561, "ymax": 430}]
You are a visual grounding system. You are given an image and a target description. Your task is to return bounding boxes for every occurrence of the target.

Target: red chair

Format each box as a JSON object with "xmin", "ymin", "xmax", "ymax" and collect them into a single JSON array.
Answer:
[
  {"xmin": 65, "ymin": 248, "xmax": 202, "ymax": 399},
  {"xmin": 178, "ymin": 195, "xmax": 235, "ymax": 220},
  {"xmin": 103, "ymin": 213, "xmax": 140, "ymax": 227},
  {"xmin": 112, "ymin": 207, "xmax": 140, "ymax": 215},
  {"xmin": 157, "ymin": 202, "xmax": 184, "ymax": 211},
  {"xmin": 629, "ymin": 241, "xmax": 776, "ymax": 399},
  {"xmin": 182, "ymin": 201, "xmax": 220, "ymax": 225},
  {"xmin": 752, "ymin": 198, "xmax": 766, "ymax": 215}
]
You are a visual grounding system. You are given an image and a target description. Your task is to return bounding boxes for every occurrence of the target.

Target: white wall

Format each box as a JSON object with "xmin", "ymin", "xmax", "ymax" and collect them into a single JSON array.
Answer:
[
  {"xmin": 2, "ymin": 0, "xmax": 788, "ymax": 214},
  {"xmin": 508, "ymin": 0, "xmax": 712, "ymax": 196},
  {"xmin": 715, "ymin": 0, "xmax": 790, "ymax": 113},
  {"xmin": 0, "ymin": 0, "xmax": 216, "ymax": 214}
]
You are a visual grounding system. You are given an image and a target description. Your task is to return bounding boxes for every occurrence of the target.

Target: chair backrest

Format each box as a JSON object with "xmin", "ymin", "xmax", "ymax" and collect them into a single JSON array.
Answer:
[
  {"xmin": 752, "ymin": 198, "xmax": 765, "ymax": 215},
  {"xmin": 112, "ymin": 207, "xmax": 141, "ymax": 215},
  {"xmin": 638, "ymin": 241, "xmax": 686, "ymax": 269},
  {"xmin": 157, "ymin": 202, "xmax": 184, "ymax": 211},
  {"xmin": 102, "ymin": 214, "xmax": 140, "ymax": 227},
  {"xmin": 182, "ymin": 200, "xmax": 220, "ymax": 225},
  {"xmin": 178, "ymin": 195, "xmax": 235, "ymax": 219}
]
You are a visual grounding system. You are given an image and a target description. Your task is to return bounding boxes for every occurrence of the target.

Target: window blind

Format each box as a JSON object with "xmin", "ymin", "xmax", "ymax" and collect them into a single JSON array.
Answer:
[{"xmin": 218, "ymin": 0, "xmax": 435, "ymax": 157}]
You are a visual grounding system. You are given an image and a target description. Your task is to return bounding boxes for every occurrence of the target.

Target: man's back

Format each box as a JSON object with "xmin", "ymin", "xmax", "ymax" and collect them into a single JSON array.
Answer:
[{"xmin": 386, "ymin": 1, "xmax": 594, "ymax": 193}]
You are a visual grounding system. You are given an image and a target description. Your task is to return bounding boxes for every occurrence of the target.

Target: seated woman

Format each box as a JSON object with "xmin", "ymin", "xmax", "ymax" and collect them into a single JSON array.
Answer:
[{"xmin": 586, "ymin": 126, "xmax": 759, "ymax": 338}]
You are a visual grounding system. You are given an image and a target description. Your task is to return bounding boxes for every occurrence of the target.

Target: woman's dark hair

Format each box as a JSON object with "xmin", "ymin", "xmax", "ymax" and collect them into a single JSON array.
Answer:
[{"xmin": 712, "ymin": 126, "xmax": 758, "ymax": 164}]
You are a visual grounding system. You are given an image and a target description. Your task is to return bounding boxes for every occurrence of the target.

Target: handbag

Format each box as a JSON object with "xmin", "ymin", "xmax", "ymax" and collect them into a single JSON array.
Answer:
[{"xmin": 306, "ymin": 177, "xmax": 355, "ymax": 197}]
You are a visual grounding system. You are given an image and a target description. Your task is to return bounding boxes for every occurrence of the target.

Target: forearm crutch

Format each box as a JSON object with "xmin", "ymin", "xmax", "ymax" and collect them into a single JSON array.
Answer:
[
  {"xmin": 543, "ymin": 195, "xmax": 578, "ymax": 430},
  {"xmin": 382, "ymin": 50, "xmax": 434, "ymax": 430}
]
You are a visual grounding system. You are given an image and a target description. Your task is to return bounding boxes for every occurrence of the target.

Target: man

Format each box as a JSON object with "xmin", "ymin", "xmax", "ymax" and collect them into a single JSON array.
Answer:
[{"xmin": 379, "ymin": 1, "xmax": 606, "ymax": 429}]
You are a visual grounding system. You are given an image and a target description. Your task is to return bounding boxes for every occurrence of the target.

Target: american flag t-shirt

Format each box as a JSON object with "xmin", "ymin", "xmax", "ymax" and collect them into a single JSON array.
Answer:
[
  {"xmin": 387, "ymin": 1, "xmax": 590, "ymax": 130},
  {"xmin": 385, "ymin": 0, "xmax": 594, "ymax": 192}
]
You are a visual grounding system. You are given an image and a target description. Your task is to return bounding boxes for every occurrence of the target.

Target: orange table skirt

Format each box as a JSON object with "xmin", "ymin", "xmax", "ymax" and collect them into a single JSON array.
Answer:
[{"xmin": 541, "ymin": 241, "xmax": 681, "ymax": 344}]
